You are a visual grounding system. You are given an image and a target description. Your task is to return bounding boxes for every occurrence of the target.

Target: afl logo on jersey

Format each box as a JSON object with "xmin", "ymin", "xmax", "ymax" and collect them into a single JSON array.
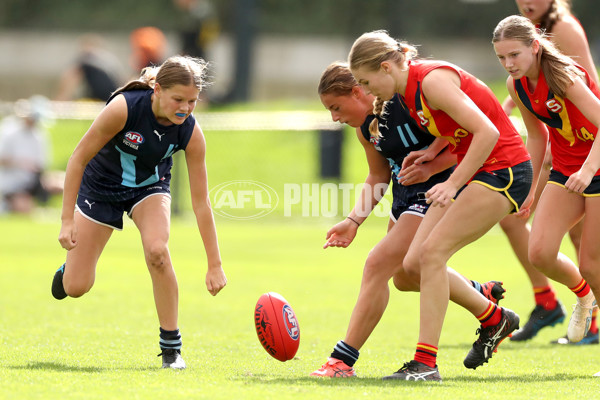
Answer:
[{"xmin": 125, "ymin": 131, "xmax": 145, "ymax": 144}]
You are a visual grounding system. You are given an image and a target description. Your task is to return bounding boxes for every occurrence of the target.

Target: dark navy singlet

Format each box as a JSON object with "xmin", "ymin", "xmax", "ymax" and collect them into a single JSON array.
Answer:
[
  {"xmin": 359, "ymin": 94, "xmax": 452, "ymax": 211},
  {"xmin": 80, "ymin": 89, "xmax": 195, "ymax": 202}
]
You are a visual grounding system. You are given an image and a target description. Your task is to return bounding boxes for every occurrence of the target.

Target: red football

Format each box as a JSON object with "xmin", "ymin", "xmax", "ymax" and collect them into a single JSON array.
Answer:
[{"xmin": 254, "ymin": 292, "xmax": 300, "ymax": 362}]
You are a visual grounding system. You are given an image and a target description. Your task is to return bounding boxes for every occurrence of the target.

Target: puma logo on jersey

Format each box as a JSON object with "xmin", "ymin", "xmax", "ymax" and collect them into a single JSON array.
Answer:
[
  {"xmin": 154, "ymin": 130, "xmax": 165, "ymax": 141},
  {"xmin": 84, "ymin": 199, "xmax": 95, "ymax": 209}
]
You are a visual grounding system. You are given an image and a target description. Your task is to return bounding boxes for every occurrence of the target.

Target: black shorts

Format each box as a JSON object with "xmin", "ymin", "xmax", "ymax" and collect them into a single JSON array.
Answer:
[
  {"xmin": 468, "ymin": 160, "xmax": 533, "ymax": 213},
  {"xmin": 548, "ymin": 169, "xmax": 600, "ymax": 196},
  {"xmin": 76, "ymin": 181, "xmax": 171, "ymax": 230},
  {"xmin": 390, "ymin": 168, "xmax": 453, "ymax": 221}
]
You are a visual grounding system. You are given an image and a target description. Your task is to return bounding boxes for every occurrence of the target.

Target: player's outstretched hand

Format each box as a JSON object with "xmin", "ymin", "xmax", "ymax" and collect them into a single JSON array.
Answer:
[
  {"xmin": 206, "ymin": 267, "xmax": 227, "ymax": 296},
  {"xmin": 323, "ymin": 219, "xmax": 358, "ymax": 249}
]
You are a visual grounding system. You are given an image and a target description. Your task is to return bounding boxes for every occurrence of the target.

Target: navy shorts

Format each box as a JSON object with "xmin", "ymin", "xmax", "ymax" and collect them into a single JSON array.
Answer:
[
  {"xmin": 468, "ymin": 160, "xmax": 533, "ymax": 213},
  {"xmin": 390, "ymin": 168, "xmax": 453, "ymax": 221},
  {"xmin": 76, "ymin": 181, "xmax": 171, "ymax": 230},
  {"xmin": 548, "ymin": 169, "xmax": 600, "ymax": 196}
]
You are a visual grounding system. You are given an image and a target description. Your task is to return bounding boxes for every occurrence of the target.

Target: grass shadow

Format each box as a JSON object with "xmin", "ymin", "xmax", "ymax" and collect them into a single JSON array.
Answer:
[
  {"xmin": 10, "ymin": 361, "xmax": 105, "ymax": 373},
  {"xmin": 9, "ymin": 361, "xmax": 160, "ymax": 373}
]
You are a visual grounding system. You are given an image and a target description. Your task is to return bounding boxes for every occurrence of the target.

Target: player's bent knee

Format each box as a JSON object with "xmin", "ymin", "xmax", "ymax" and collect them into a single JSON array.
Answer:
[
  {"xmin": 527, "ymin": 244, "xmax": 550, "ymax": 271},
  {"xmin": 63, "ymin": 280, "xmax": 92, "ymax": 298},
  {"xmin": 393, "ymin": 269, "xmax": 419, "ymax": 292},
  {"xmin": 498, "ymin": 214, "xmax": 522, "ymax": 233},
  {"xmin": 363, "ymin": 249, "xmax": 402, "ymax": 280},
  {"xmin": 144, "ymin": 243, "xmax": 170, "ymax": 271},
  {"xmin": 402, "ymin": 252, "xmax": 421, "ymax": 280}
]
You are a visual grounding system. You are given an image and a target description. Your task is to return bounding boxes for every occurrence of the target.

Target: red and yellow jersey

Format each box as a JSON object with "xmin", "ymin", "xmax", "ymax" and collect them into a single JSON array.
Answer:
[
  {"xmin": 513, "ymin": 66, "xmax": 599, "ymax": 176},
  {"xmin": 402, "ymin": 60, "xmax": 530, "ymax": 176}
]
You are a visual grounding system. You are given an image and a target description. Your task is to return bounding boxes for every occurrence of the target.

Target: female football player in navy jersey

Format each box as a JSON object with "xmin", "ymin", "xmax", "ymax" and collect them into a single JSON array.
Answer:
[
  {"xmin": 310, "ymin": 62, "xmax": 505, "ymax": 379},
  {"xmin": 348, "ymin": 30, "xmax": 533, "ymax": 381},
  {"xmin": 493, "ymin": 14, "xmax": 600, "ymax": 374},
  {"xmin": 502, "ymin": 0, "xmax": 600, "ymax": 344},
  {"xmin": 52, "ymin": 55, "xmax": 227, "ymax": 369}
]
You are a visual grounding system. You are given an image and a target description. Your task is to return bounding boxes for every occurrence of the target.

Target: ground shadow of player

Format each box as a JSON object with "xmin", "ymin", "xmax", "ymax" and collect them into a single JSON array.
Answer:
[{"xmin": 9, "ymin": 361, "xmax": 159, "ymax": 373}]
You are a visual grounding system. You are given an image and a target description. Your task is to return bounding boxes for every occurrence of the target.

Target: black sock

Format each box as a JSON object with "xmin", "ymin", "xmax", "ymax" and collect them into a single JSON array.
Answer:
[
  {"xmin": 51, "ymin": 263, "xmax": 67, "ymax": 300},
  {"xmin": 159, "ymin": 327, "xmax": 182, "ymax": 352},
  {"xmin": 330, "ymin": 340, "xmax": 359, "ymax": 367}
]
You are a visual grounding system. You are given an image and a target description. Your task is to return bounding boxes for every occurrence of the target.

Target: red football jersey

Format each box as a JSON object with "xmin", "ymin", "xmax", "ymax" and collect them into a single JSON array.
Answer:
[
  {"xmin": 402, "ymin": 60, "xmax": 530, "ymax": 176},
  {"xmin": 513, "ymin": 66, "xmax": 599, "ymax": 176}
]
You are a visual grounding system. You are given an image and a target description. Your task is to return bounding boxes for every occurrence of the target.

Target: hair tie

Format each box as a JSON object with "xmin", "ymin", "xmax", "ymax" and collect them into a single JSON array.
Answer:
[{"xmin": 347, "ymin": 216, "xmax": 361, "ymax": 227}]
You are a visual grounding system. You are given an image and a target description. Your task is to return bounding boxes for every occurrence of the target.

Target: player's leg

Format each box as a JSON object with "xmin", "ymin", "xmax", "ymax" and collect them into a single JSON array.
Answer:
[
  {"xmin": 131, "ymin": 193, "xmax": 184, "ymax": 369},
  {"xmin": 499, "ymin": 166, "xmax": 565, "ymax": 341},
  {"xmin": 53, "ymin": 211, "xmax": 113, "ymax": 299},
  {"xmin": 421, "ymin": 185, "xmax": 512, "ymax": 337},
  {"xmin": 568, "ymin": 218, "xmax": 583, "ymax": 261},
  {"xmin": 500, "ymin": 214, "xmax": 566, "ymax": 341},
  {"xmin": 311, "ymin": 213, "xmax": 422, "ymax": 378},
  {"xmin": 345, "ymin": 213, "xmax": 422, "ymax": 348},
  {"xmin": 389, "ymin": 184, "xmax": 517, "ymax": 380},
  {"xmin": 529, "ymin": 184, "xmax": 592, "ymax": 342},
  {"xmin": 576, "ymin": 197, "xmax": 600, "ymax": 341}
]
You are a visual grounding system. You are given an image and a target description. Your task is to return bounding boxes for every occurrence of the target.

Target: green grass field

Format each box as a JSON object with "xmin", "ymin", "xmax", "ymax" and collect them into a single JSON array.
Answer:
[
  {"xmin": 1, "ymin": 213, "xmax": 599, "ymax": 399},
  {"xmin": 2, "ymin": 100, "xmax": 600, "ymax": 398}
]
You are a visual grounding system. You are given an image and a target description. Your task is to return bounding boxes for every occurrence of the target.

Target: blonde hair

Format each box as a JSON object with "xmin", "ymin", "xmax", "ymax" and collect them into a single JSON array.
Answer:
[
  {"xmin": 111, "ymin": 55, "xmax": 209, "ymax": 100},
  {"xmin": 348, "ymin": 30, "xmax": 417, "ymax": 75},
  {"xmin": 369, "ymin": 97, "xmax": 388, "ymax": 140},
  {"xmin": 492, "ymin": 15, "xmax": 583, "ymax": 97},
  {"xmin": 348, "ymin": 31, "xmax": 415, "ymax": 140}
]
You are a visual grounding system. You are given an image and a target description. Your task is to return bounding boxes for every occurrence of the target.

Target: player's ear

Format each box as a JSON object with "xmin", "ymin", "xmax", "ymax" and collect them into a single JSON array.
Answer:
[
  {"xmin": 351, "ymin": 85, "xmax": 363, "ymax": 98},
  {"xmin": 532, "ymin": 39, "xmax": 540, "ymax": 55},
  {"xmin": 381, "ymin": 61, "xmax": 391, "ymax": 73},
  {"xmin": 154, "ymin": 83, "xmax": 162, "ymax": 97}
]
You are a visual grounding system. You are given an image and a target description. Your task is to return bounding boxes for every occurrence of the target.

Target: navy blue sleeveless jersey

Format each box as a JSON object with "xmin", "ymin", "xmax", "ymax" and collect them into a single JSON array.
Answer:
[
  {"xmin": 360, "ymin": 95, "xmax": 452, "ymax": 212},
  {"xmin": 79, "ymin": 89, "xmax": 195, "ymax": 202}
]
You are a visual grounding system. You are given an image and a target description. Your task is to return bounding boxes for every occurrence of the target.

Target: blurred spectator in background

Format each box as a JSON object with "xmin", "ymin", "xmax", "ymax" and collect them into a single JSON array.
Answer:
[
  {"xmin": 173, "ymin": 0, "xmax": 220, "ymax": 60},
  {"xmin": 55, "ymin": 34, "xmax": 123, "ymax": 102},
  {"xmin": 130, "ymin": 27, "xmax": 168, "ymax": 73},
  {"xmin": 0, "ymin": 96, "xmax": 62, "ymax": 214}
]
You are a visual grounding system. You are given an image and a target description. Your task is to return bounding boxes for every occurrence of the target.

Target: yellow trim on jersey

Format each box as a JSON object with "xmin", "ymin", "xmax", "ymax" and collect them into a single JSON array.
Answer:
[{"xmin": 552, "ymin": 96, "xmax": 576, "ymax": 146}]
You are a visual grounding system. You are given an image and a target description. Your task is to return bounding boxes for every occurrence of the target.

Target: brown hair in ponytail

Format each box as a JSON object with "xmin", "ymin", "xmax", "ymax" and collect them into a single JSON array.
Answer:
[{"xmin": 492, "ymin": 14, "xmax": 583, "ymax": 98}]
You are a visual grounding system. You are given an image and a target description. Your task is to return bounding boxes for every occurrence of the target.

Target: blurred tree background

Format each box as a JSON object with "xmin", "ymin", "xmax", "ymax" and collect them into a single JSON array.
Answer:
[{"xmin": 1, "ymin": 0, "xmax": 598, "ymax": 39}]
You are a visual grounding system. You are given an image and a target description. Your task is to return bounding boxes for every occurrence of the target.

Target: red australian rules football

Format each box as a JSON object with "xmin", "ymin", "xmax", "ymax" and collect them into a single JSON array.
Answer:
[{"xmin": 254, "ymin": 292, "xmax": 300, "ymax": 361}]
